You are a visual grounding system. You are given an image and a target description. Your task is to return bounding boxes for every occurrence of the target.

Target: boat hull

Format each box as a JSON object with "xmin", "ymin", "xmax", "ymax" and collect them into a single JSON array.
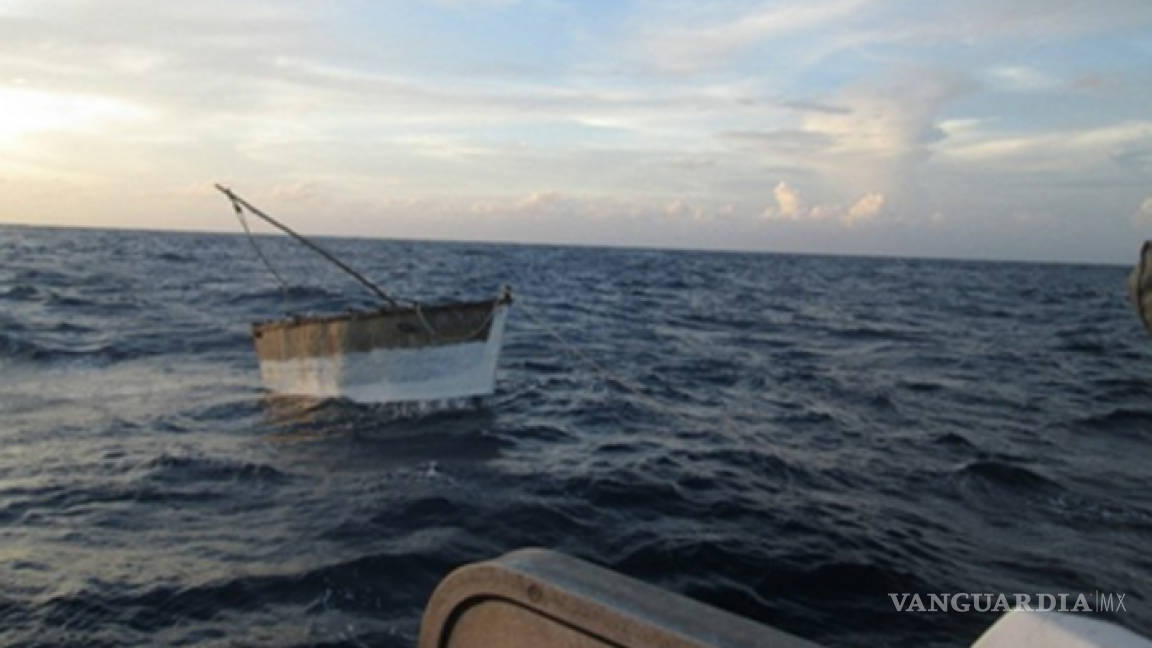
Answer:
[
  {"xmin": 1130, "ymin": 241, "xmax": 1152, "ymax": 334},
  {"xmin": 251, "ymin": 296, "xmax": 510, "ymax": 403}
]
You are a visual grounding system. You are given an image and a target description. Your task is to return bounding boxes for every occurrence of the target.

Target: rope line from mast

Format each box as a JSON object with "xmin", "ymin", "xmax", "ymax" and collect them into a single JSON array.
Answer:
[
  {"xmin": 216, "ymin": 183, "xmax": 511, "ymax": 345},
  {"xmin": 231, "ymin": 199, "xmax": 292, "ymax": 315},
  {"xmin": 215, "ymin": 184, "xmax": 404, "ymax": 309}
]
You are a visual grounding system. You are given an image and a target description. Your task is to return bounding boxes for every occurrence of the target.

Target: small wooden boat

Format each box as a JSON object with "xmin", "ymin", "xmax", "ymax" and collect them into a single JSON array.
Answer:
[
  {"xmin": 216, "ymin": 185, "xmax": 511, "ymax": 404},
  {"xmin": 251, "ymin": 292, "xmax": 511, "ymax": 402}
]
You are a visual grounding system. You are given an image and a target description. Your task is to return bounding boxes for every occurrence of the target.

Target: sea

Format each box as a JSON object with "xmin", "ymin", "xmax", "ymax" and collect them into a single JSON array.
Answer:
[{"xmin": 1, "ymin": 224, "xmax": 1150, "ymax": 647}]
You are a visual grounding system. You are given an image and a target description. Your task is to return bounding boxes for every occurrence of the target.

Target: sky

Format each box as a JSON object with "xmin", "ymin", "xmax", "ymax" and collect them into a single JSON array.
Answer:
[{"xmin": 1, "ymin": 0, "xmax": 1151, "ymax": 263}]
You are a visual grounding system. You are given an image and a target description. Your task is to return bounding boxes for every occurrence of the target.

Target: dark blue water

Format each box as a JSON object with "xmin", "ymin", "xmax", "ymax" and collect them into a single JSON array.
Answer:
[{"xmin": 1, "ymin": 224, "xmax": 1150, "ymax": 647}]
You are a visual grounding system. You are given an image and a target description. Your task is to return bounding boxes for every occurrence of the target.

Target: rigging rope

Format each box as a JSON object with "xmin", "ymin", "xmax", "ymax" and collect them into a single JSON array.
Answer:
[
  {"xmin": 414, "ymin": 301, "xmax": 439, "ymax": 337},
  {"xmin": 215, "ymin": 184, "xmax": 405, "ymax": 309},
  {"xmin": 414, "ymin": 293, "xmax": 508, "ymax": 342},
  {"xmin": 217, "ymin": 183, "xmax": 510, "ymax": 344},
  {"xmin": 231, "ymin": 199, "xmax": 291, "ymax": 315}
]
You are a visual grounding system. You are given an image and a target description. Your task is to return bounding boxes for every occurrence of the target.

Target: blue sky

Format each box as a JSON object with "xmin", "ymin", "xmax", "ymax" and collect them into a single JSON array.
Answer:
[{"xmin": 1, "ymin": 0, "xmax": 1151, "ymax": 262}]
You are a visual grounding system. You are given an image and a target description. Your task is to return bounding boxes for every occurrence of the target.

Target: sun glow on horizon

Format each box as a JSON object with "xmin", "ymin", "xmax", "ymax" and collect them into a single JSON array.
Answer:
[{"xmin": 0, "ymin": 85, "xmax": 148, "ymax": 144}]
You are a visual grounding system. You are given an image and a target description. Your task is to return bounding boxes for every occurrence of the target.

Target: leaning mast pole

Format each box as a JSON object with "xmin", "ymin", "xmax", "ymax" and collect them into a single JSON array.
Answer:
[{"xmin": 214, "ymin": 184, "xmax": 402, "ymax": 309}]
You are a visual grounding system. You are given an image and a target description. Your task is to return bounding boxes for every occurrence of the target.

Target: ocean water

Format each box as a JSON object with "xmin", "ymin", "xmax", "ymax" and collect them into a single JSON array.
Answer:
[{"xmin": 1, "ymin": 224, "xmax": 1150, "ymax": 647}]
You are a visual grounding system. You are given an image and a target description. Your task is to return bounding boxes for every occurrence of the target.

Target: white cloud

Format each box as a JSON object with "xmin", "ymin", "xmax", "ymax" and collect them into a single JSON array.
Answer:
[
  {"xmin": 269, "ymin": 181, "xmax": 324, "ymax": 203},
  {"xmin": 774, "ymin": 180, "xmax": 803, "ymax": 218},
  {"xmin": 469, "ymin": 199, "xmax": 498, "ymax": 215},
  {"xmin": 516, "ymin": 190, "xmax": 563, "ymax": 210},
  {"xmin": 761, "ymin": 181, "xmax": 886, "ymax": 227},
  {"xmin": 720, "ymin": 129, "xmax": 838, "ymax": 152},
  {"xmin": 987, "ymin": 65, "xmax": 1061, "ymax": 92},
  {"xmin": 920, "ymin": 1, "xmax": 1152, "ymax": 43},
  {"xmin": 635, "ymin": 0, "xmax": 871, "ymax": 72},
  {"xmin": 0, "ymin": 0, "xmax": 1150, "ymax": 262},
  {"xmin": 803, "ymin": 71, "xmax": 970, "ymax": 158},
  {"xmin": 844, "ymin": 192, "xmax": 885, "ymax": 226},
  {"xmin": 425, "ymin": 0, "xmax": 518, "ymax": 6},
  {"xmin": 1139, "ymin": 196, "xmax": 1152, "ymax": 222},
  {"xmin": 937, "ymin": 120, "xmax": 1152, "ymax": 171},
  {"xmin": 807, "ymin": 204, "xmax": 838, "ymax": 221}
]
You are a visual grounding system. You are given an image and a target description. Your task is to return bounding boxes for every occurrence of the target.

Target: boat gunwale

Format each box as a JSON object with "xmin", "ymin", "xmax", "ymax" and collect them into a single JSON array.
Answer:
[{"xmin": 251, "ymin": 295, "xmax": 511, "ymax": 333}]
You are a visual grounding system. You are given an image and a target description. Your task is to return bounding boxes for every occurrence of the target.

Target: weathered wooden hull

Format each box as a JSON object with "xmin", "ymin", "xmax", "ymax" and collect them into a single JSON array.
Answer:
[
  {"xmin": 251, "ymin": 296, "xmax": 510, "ymax": 403},
  {"xmin": 1130, "ymin": 241, "xmax": 1152, "ymax": 335}
]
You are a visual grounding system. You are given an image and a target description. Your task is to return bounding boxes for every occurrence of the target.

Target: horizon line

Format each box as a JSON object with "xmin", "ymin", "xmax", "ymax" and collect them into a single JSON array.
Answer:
[{"xmin": 0, "ymin": 218, "xmax": 1132, "ymax": 269}]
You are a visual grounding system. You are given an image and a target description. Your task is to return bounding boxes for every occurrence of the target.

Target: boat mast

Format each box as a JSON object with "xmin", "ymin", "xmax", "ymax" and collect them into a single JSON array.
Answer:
[{"xmin": 215, "ymin": 184, "xmax": 402, "ymax": 309}]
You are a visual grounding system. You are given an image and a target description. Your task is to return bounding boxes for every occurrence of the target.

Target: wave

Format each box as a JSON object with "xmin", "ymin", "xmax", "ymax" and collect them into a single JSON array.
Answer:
[
  {"xmin": 0, "ymin": 285, "xmax": 40, "ymax": 300},
  {"xmin": 227, "ymin": 285, "xmax": 348, "ymax": 306},
  {"xmin": 901, "ymin": 380, "xmax": 944, "ymax": 392},
  {"xmin": 144, "ymin": 455, "xmax": 291, "ymax": 484},
  {"xmin": 0, "ymin": 333, "xmax": 158, "ymax": 365},
  {"xmin": 757, "ymin": 560, "xmax": 927, "ymax": 601},
  {"xmin": 25, "ymin": 548, "xmax": 457, "ymax": 640},
  {"xmin": 1076, "ymin": 408, "xmax": 1152, "ymax": 435},
  {"xmin": 953, "ymin": 460, "xmax": 1062, "ymax": 494},
  {"xmin": 932, "ymin": 432, "xmax": 977, "ymax": 450},
  {"xmin": 12, "ymin": 268, "xmax": 84, "ymax": 286},
  {"xmin": 156, "ymin": 252, "xmax": 194, "ymax": 263},
  {"xmin": 0, "ymin": 332, "xmax": 121, "ymax": 364},
  {"xmin": 1053, "ymin": 340, "xmax": 1109, "ymax": 355},
  {"xmin": 828, "ymin": 325, "xmax": 926, "ymax": 342},
  {"xmin": 0, "ymin": 483, "xmax": 226, "ymax": 524}
]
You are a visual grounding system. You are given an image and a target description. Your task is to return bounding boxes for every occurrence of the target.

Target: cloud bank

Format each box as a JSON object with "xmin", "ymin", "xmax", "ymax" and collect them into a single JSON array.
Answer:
[{"xmin": 0, "ymin": 0, "xmax": 1150, "ymax": 262}]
